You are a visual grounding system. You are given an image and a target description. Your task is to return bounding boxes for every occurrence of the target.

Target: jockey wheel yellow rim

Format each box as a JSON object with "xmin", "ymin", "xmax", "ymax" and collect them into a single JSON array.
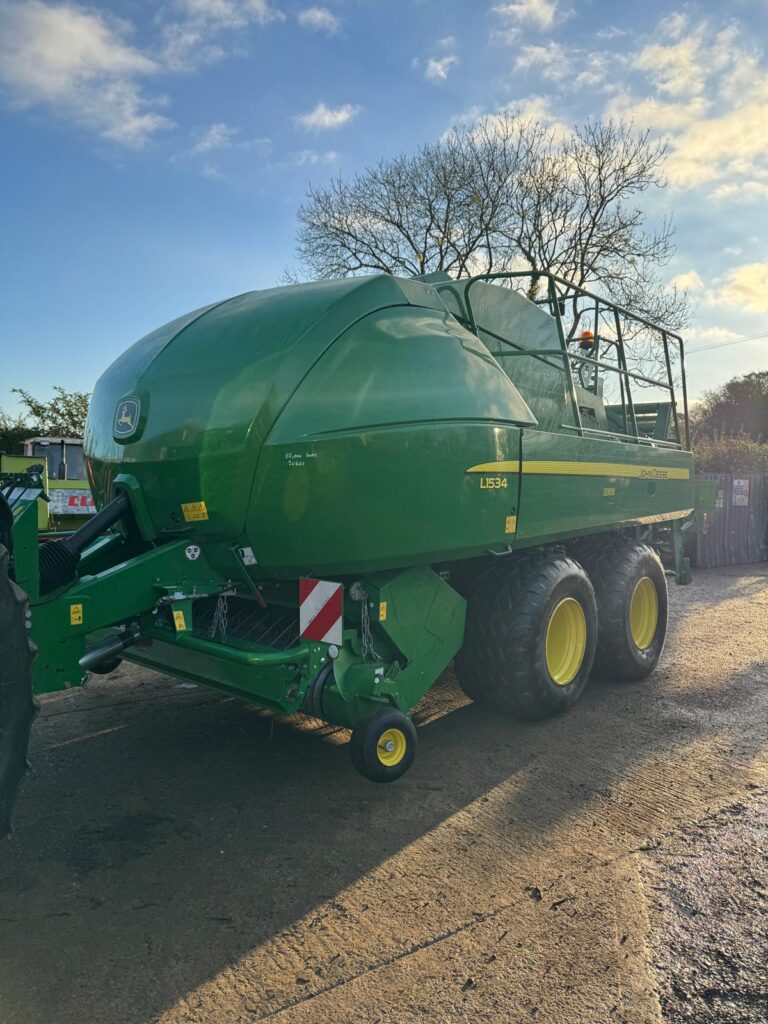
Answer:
[
  {"xmin": 545, "ymin": 597, "xmax": 587, "ymax": 686},
  {"xmin": 630, "ymin": 577, "xmax": 658, "ymax": 650},
  {"xmin": 377, "ymin": 728, "xmax": 407, "ymax": 767}
]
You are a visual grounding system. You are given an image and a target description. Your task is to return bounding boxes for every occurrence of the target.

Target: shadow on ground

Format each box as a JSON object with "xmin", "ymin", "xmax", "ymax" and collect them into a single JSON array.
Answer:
[{"xmin": 0, "ymin": 564, "xmax": 765, "ymax": 1024}]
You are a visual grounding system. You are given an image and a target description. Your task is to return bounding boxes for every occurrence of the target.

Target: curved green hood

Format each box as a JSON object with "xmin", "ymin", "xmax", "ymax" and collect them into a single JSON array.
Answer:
[{"xmin": 85, "ymin": 273, "xmax": 537, "ymax": 573}]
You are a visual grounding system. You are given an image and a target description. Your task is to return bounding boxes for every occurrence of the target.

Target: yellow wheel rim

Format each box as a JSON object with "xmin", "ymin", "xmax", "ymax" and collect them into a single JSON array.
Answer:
[
  {"xmin": 545, "ymin": 597, "xmax": 587, "ymax": 686},
  {"xmin": 629, "ymin": 577, "xmax": 658, "ymax": 650},
  {"xmin": 377, "ymin": 728, "xmax": 407, "ymax": 767}
]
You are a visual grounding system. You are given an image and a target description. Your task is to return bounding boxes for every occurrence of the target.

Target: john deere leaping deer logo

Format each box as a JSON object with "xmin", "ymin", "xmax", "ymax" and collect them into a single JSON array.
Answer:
[{"xmin": 113, "ymin": 397, "xmax": 140, "ymax": 440}]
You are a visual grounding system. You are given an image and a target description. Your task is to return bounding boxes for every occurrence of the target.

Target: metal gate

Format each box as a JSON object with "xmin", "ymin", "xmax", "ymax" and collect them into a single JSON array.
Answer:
[{"xmin": 696, "ymin": 473, "xmax": 768, "ymax": 568}]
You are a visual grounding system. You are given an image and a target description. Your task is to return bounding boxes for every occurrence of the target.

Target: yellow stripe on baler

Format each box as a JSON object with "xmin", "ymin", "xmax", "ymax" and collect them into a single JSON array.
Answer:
[{"xmin": 466, "ymin": 460, "xmax": 690, "ymax": 480}]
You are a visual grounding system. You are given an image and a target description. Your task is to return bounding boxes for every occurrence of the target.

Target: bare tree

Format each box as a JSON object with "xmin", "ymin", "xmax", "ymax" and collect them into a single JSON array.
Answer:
[
  {"xmin": 294, "ymin": 112, "xmax": 690, "ymax": 351},
  {"xmin": 296, "ymin": 117, "xmax": 539, "ymax": 279}
]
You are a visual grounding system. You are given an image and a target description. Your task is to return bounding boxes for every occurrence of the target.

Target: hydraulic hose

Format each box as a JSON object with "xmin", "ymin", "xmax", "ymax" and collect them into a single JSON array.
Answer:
[{"xmin": 39, "ymin": 490, "xmax": 131, "ymax": 595}]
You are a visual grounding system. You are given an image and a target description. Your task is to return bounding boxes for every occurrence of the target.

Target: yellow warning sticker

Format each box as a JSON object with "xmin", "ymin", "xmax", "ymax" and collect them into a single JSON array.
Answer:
[
  {"xmin": 70, "ymin": 603, "xmax": 83, "ymax": 626},
  {"xmin": 173, "ymin": 610, "xmax": 187, "ymax": 631},
  {"xmin": 379, "ymin": 601, "xmax": 387, "ymax": 622},
  {"xmin": 181, "ymin": 501, "xmax": 208, "ymax": 522},
  {"xmin": 505, "ymin": 515, "xmax": 517, "ymax": 534}
]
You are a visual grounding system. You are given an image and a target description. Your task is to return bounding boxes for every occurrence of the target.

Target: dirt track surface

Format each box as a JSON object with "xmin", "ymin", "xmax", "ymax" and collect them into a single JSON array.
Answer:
[{"xmin": 1, "ymin": 564, "xmax": 766, "ymax": 1024}]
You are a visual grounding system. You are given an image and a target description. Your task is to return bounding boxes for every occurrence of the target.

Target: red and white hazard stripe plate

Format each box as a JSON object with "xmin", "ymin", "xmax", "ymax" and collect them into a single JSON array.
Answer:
[{"xmin": 299, "ymin": 578, "xmax": 343, "ymax": 646}]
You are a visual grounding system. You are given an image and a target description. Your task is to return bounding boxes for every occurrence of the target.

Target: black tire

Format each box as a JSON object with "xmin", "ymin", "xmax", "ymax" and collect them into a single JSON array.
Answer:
[
  {"xmin": 0, "ymin": 544, "xmax": 37, "ymax": 837},
  {"xmin": 350, "ymin": 707, "xmax": 417, "ymax": 783},
  {"xmin": 454, "ymin": 550, "xmax": 598, "ymax": 720},
  {"xmin": 575, "ymin": 538, "xmax": 668, "ymax": 682}
]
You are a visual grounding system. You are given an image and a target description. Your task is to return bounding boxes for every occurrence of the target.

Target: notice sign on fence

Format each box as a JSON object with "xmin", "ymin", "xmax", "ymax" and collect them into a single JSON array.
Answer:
[
  {"xmin": 697, "ymin": 472, "xmax": 766, "ymax": 568},
  {"xmin": 732, "ymin": 479, "xmax": 750, "ymax": 507}
]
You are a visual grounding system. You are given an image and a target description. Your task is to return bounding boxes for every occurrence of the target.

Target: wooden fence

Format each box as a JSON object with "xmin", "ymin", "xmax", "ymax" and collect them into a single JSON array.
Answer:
[{"xmin": 695, "ymin": 473, "xmax": 768, "ymax": 568}]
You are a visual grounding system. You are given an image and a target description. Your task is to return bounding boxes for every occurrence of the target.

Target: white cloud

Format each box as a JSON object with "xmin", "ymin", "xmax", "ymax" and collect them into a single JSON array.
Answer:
[
  {"xmin": 596, "ymin": 25, "xmax": 627, "ymax": 40},
  {"xmin": 686, "ymin": 326, "xmax": 740, "ymax": 344},
  {"xmin": 174, "ymin": 121, "xmax": 271, "ymax": 175},
  {"xmin": 192, "ymin": 120, "xmax": 239, "ymax": 152},
  {"xmin": 160, "ymin": 0, "xmax": 284, "ymax": 71},
  {"xmin": 172, "ymin": 0, "xmax": 281, "ymax": 29},
  {"xmin": 160, "ymin": 22, "xmax": 226, "ymax": 70},
  {"xmin": 715, "ymin": 263, "xmax": 768, "ymax": 313},
  {"xmin": 514, "ymin": 94, "xmax": 564, "ymax": 128},
  {"xmin": 0, "ymin": 0, "xmax": 171, "ymax": 146},
  {"xmin": 297, "ymin": 6, "xmax": 340, "ymax": 34},
  {"xmin": 515, "ymin": 40, "xmax": 612, "ymax": 90},
  {"xmin": 605, "ymin": 17, "xmax": 768, "ymax": 191},
  {"xmin": 493, "ymin": 0, "xmax": 561, "ymax": 38},
  {"xmin": 0, "ymin": 0, "xmax": 286, "ymax": 144},
  {"xmin": 201, "ymin": 161, "xmax": 224, "ymax": 179},
  {"xmin": 710, "ymin": 181, "xmax": 768, "ymax": 201},
  {"xmin": 666, "ymin": 99, "xmax": 768, "ymax": 189},
  {"xmin": 605, "ymin": 91, "xmax": 709, "ymax": 131},
  {"xmin": 518, "ymin": 41, "xmax": 565, "ymax": 77},
  {"xmin": 415, "ymin": 36, "xmax": 459, "ymax": 83},
  {"xmin": 515, "ymin": 41, "xmax": 567, "ymax": 81},
  {"xmin": 447, "ymin": 95, "xmax": 569, "ymax": 142},
  {"xmin": 656, "ymin": 11, "xmax": 689, "ymax": 42},
  {"xmin": 425, "ymin": 54, "xmax": 459, "ymax": 82},
  {"xmin": 632, "ymin": 28, "xmax": 707, "ymax": 97},
  {"xmin": 668, "ymin": 270, "xmax": 704, "ymax": 292},
  {"xmin": 293, "ymin": 148, "xmax": 337, "ymax": 165},
  {"xmin": 294, "ymin": 101, "xmax": 360, "ymax": 131}
]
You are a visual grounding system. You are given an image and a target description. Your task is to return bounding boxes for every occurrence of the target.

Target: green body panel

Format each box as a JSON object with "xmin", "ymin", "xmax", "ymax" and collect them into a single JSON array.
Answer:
[
  {"xmin": 251, "ymin": 423, "xmax": 521, "ymax": 574},
  {"xmin": 86, "ymin": 277, "xmax": 448, "ymax": 560},
  {"xmin": 321, "ymin": 568, "xmax": 466, "ymax": 726},
  {"xmin": 124, "ymin": 632, "xmax": 318, "ymax": 711},
  {"xmin": 252, "ymin": 304, "xmax": 530, "ymax": 573},
  {"xmin": 29, "ymin": 538, "xmax": 227, "ymax": 693},
  {"xmin": 4, "ymin": 485, "xmax": 40, "ymax": 597},
  {"xmin": 515, "ymin": 431, "xmax": 695, "ymax": 543}
]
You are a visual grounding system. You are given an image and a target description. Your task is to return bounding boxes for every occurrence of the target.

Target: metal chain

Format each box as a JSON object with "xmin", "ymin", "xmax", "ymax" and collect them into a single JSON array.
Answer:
[
  {"xmin": 209, "ymin": 593, "xmax": 229, "ymax": 641},
  {"xmin": 360, "ymin": 595, "xmax": 381, "ymax": 662}
]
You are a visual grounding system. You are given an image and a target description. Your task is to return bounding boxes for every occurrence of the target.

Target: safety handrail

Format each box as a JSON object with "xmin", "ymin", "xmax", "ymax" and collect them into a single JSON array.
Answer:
[{"xmin": 436, "ymin": 270, "xmax": 690, "ymax": 450}]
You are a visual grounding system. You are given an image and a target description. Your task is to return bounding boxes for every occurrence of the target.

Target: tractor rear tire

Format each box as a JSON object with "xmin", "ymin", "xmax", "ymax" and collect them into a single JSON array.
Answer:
[
  {"xmin": 575, "ymin": 538, "xmax": 668, "ymax": 682},
  {"xmin": 455, "ymin": 551, "xmax": 598, "ymax": 720},
  {"xmin": 0, "ymin": 544, "xmax": 37, "ymax": 837}
]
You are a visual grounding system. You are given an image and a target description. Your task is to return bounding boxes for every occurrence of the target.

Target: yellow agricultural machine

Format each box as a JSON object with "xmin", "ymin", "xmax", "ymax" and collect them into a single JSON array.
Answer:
[{"xmin": 0, "ymin": 435, "xmax": 95, "ymax": 534}]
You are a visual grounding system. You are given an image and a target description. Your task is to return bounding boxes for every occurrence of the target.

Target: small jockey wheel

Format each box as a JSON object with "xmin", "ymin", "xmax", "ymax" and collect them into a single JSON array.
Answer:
[{"xmin": 350, "ymin": 707, "xmax": 417, "ymax": 783}]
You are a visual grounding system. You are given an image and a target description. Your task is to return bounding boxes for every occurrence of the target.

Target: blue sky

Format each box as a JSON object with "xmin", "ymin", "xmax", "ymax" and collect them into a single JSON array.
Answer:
[{"xmin": 1, "ymin": 0, "xmax": 766, "ymax": 417}]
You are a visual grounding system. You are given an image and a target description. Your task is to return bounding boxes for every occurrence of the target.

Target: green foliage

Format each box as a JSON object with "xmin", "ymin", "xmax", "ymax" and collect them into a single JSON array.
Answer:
[
  {"xmin": 692, "ymin": 434, "xmax": 768, "ymax": 475},
  {"xmin": 0, "ymin": 387, "xmax": 91, "ymax": 455},
  {"xmin": 691, "ymin": 371, "xmax": 768, "ymax": 441},
  {"xmin": 11, "ymin": 386, "xmax": 90, "ymax": 438},
  {"xmin": 0, "ymin": 409, "xmax": 31, "ymax": 455}
]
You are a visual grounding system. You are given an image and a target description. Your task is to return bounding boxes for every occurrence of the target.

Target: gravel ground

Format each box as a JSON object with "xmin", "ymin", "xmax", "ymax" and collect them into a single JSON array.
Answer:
[
  {"xmin": 0, "ymin": 562, "xmax": 766, "ymax": 1024},
  {"xmin": 645, "ymin": 795, "xmax": 768, "ymax": 1023}
]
